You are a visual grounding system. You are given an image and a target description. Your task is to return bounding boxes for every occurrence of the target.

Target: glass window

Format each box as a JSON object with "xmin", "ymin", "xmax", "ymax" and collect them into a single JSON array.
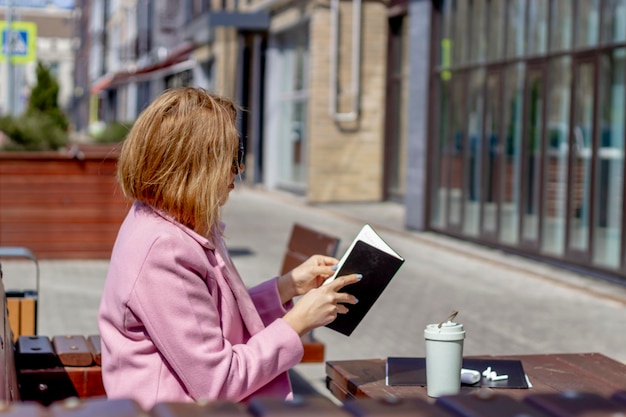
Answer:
[
  {"xmin": 506, "ymin": 0, "xmax": 526, "ymax": 58},
  {"xmin": 431, "ymin": 77, "xmax": 452, "ymax": 229},
  {"xmin": 452, "ymin": 0, "xmax": 469, "ymax": 66},
  {"xmin": 575, "ymin": 0, "xmax": 600, "ymax": 48},
  {"xmin": 487, "ymin": 0, "xmax": 505, "ymax": 61},
  {"xmin": 521, "ymin": 67, "xmax": 544, "ymax": 243},
  {"xmin": 470, "ymin": 0, "xmax": 487, "ymax": 64},
  {"xmin": 541, "ymin": 57, "xmax": 571, "ymax": 256},
  {"xmin": 601, "ymin": 0, "xmax": 626, "ymax": 44},
  {"xmin": 527, "ymin": 0, "xmax": 548, "ymax": 55},
  {"xmin": 593, "ymin": 49, "xmax": 625, "ymax": 268},
  {"xmin": 276, "ymin": 24, "xmax": 309, "ymax": 188},
  {"xmin": 482, "ymin": 72, "xmax": 502, "ymax": 235},
  {"xmin": 449, "ymin": 75, "xmax": 466, "ymax": 227},
  {"xmin": 500, "ymin": 63, "xmax": 525, "ymax": 245},
  {"xmin": 387, "ymin": 16, "xmax": 409, "ymax": 200},
  {"xmin": 550, "ymin": 0, "xmax": 573, "ymax": 52},
  {"xmin": 568, "ymin": 61, "xmax": 595, "ymax": 253},
  {"xmin": 463, "ymin": 69, "xmax": 485, "ymax": 237}
]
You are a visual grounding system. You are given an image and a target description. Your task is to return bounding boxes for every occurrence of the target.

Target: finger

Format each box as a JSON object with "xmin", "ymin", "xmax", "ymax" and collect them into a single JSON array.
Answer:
[
  {"xmin": 336, "ymin": 304, "xmax": 350, "ymax": 314},
  {"xmin": 313, "ymin": 255, "xmax": 339, "ymax": 266},
  {"xmin": 329, "ymin": 273, "xmax": 362, "ymax": 290},
  {"xmin": 336, "ymin": 293, "xmax": 358, "ymax": 305},
  {"xmin": 309, "ymin": 264, "xmax": 339, "ymax": 279}
]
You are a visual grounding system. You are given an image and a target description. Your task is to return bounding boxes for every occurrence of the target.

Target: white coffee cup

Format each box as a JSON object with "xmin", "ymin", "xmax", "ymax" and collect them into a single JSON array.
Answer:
[{"xmin": 424, "ymin": 321, "xmax": 465, "ymax": 397}]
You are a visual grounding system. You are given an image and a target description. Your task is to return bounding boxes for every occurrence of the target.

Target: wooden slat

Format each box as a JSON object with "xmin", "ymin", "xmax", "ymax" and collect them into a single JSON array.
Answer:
[
  {"xmin": 151, "ymin": 401, "xmax": 250, "ymax": 417},
  {"xmin": 52, "ymin": 336, "xmax": 93, "ymax": 367},
  {"xmin": 16, "ymin": 335, "xmax": 58, "ymax": 369},
  {"xmin": 524, "ymin": 392, "xmax": 626, "ymax": 417},
  {"xmin": 49, "ymin": 398, "xmax": 142, "ymax": 417},
  {"xmin": 343, "ymin": 397, "xmax": 453, "ymax": 417},
  {"xmin": 18, "ymin": 366, "xmax": 105, "ymax": 404},
  {"xmin": 86, "ymin": 335, "xmax": 101, "ymax": 366},
  {"xmin": 248, "ymin": 395, "xmax": 352, "ymax": 416},
  {"xmin": 436, "ymin": 392, "xmax": 551, "ymax": 417}
]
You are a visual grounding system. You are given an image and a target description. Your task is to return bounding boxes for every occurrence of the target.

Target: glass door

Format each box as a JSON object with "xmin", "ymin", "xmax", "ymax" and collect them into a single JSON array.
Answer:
[
  {"xmin": 383, "ymin": 14, "xmax": 409, "ymax": 202},
  {"xmin": 480, "ymin": 69, "xmax": 504, "ymax": 241},
  {"xmin": 565, "ymin": 56, "xmax": 597, "ymax": 262},
  {"xmin": 519, "ymin": 63, "xmax": 546, "ymax": 250}
]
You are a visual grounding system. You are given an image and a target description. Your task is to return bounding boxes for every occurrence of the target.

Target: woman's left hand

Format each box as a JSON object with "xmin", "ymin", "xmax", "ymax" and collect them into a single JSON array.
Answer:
[{"xmin": 277, "ymin": 255, "xmax": 338, "ymax": 304}]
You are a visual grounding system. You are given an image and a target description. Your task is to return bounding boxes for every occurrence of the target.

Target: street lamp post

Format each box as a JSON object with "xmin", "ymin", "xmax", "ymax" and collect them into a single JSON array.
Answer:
[{"xmin": 6, "ymin": 0, "xmax": 14, "ymax": 116}]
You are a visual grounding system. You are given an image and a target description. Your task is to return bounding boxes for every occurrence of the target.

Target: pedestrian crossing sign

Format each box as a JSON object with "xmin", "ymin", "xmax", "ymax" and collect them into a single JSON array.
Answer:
[{"xmin": 0, "ymin": 21, "xmax": 36, "ymax": 64}]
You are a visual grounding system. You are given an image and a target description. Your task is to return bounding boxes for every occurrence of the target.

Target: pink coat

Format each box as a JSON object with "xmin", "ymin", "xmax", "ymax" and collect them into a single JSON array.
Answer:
[{"xmin": 98, "ymin": 201, "xmax": 304, "ymax": 409}]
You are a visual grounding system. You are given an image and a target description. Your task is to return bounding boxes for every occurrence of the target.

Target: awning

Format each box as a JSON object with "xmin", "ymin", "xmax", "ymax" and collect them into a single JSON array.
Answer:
[{"xmin": 90, "ymin": 43, "xmax": 195, "ymax": 94}]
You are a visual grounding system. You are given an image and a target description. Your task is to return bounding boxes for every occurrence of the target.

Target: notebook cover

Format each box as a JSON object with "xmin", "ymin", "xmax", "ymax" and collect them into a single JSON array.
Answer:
[{"xmin": 325, "ymin": 240, "xmax": 404, "ymax": 336}]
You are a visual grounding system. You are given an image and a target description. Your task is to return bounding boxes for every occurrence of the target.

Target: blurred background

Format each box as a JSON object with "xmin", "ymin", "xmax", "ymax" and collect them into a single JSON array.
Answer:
[{"xmin": 1, "ymin": 0, "xmax": 626, "ymax": 291}]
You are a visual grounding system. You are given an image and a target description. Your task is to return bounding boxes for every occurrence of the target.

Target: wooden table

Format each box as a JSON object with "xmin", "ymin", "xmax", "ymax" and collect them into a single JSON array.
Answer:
[{"xmin": 325, "ymin": 353, "xmax": 626, "ymax": 416}]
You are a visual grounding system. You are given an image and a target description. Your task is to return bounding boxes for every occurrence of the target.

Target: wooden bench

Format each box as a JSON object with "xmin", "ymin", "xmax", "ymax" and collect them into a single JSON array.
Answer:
[{"xmin": 280, "ymin": 223, "xmax": 340, "ymax": 363}]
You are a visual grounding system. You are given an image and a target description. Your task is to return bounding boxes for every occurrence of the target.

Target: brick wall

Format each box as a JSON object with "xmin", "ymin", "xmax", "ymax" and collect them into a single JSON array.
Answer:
[{"xmin": 306, "ymin": 0, "xmax": 388, "ymax": 202}]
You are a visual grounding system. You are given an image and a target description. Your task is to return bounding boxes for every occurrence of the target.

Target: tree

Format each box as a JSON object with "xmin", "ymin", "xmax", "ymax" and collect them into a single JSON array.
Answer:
[
  {"xmin": 0, "ymin": 62, "xmax": 69, "ymax": 150},
  {"xmin": 27, "ymin": 61, "xmax": 69, "ymax": 131}
]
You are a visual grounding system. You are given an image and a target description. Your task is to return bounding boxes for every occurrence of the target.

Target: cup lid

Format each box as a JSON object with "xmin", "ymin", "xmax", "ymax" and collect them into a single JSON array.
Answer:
[{"xmin": 424, "ymin": 322, "xmax": 465, "ymax": 341}]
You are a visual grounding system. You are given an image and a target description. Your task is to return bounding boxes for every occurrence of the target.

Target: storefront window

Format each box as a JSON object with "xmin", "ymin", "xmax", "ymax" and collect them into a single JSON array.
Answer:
[
  {"xmin": 386, "ymin": 16, "xmax": 409, "ymax": 201},
  {"xmin": 431, "ymin": 77, "xmax": 452, "ymax": 229},
  {"xmin": 575, "ymin": 0, "xmax": 600, "ymax": 48},
  {"xmin": 541, "ymin": 57, "xmax": 571, "ymax": 257},
  {"xmin": 499, "ymin": 63, "xmax": 525, "ymax": 245},
  {"xmin": 550, "ymin": 0, "xmax": 572, "ymax": 52},
  {"xmin": 527, "ymin": 0, "xmax": 548, "ymax": 55},
  {"xmin": 470, "ymin": 0, "xmax": 487, "ymax": 64},
  {"xmin": 452, "ymin": 0, "xmax": 469, "ymax": 66},
  {"xmin": 463, "ymin": 69, "xmax": 485, "ymax": 237},
  {"xmin": 482, "ymin": 71, "xmax": 502, "ymax": 235},
  {"xmin": 487, "ymin": 0, "xmax": 505, "ymax": 61},
  {"xmin": 601, "ymin": 0, "xmax": 626, "ymax": 44},
  {"xmin": 506, "ymin": 0, "xmax": 526, "ymax": 58},
  {"xmin": 520, "ymin": 67, "xmax": 544, "ymax": 243},
  {"xmin": 275, "ymin": 24, "xmax": 309, "ymax": 189},
  {"xmin": 431, "ymin": 0, "xmax": 626, "ymax": 281},
  {"xmin": 593, "ymin": 49, "xmax": 625, "ymax": 268},
  {"xmin": 569, "ymin": 61, "xmax": 595, "ymax": 253}
]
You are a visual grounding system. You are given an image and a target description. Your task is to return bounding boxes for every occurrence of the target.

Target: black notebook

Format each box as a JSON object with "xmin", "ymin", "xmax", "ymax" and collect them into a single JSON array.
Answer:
[
  {"xmin": 323, "ymin": 224, "xmax": 404, "ymax": 336},
  {"xmin": 386, "ymin": 357, "xmax": 531, "ymax": 389}
]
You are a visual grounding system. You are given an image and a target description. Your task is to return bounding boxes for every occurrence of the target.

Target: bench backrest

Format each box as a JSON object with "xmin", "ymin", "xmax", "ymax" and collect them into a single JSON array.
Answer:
[{"xmin": 279, "ymin": 223, "xmax": 340, "ymax": 275}]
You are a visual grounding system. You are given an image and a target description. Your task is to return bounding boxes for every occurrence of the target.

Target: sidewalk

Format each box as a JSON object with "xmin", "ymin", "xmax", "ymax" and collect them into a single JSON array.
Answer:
[{"xmin": 1, "ymin": 184, "xmax": 625, "ymax": 398}]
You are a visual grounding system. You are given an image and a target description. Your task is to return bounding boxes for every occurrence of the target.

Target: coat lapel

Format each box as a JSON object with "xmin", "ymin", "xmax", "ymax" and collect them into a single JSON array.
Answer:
[{"xmin": 212, "ymin": 234, "xmax": 265, "ymax": 336}]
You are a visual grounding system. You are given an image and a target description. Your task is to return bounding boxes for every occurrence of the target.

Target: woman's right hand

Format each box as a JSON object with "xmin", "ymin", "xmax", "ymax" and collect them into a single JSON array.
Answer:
[{"xmin": 282, "ymin": 273, "xmax": 361, "ymax": 336}]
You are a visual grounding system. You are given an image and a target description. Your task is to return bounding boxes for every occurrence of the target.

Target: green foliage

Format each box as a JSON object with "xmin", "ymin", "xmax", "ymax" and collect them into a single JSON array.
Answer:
[
  {"xmin": 0, "ymin": 113, "xmax": 67, "ymax": 151},
  {"xmin": 27, "ymin": 62, "xmax": 69, "ymax": 132},
  {"xmin": 92, "ymin": 121, "xmax": 134, "ymax": 143},
  {"xmin": 0, "ymin": 62, "xmax": 70, "ymax": 151}
]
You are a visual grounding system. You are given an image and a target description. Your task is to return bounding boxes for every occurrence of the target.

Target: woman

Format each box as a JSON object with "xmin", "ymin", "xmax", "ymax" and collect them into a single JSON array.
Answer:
[{"xmin": 98, "ymin": 87, "xmax": 359, "ymax": 409}]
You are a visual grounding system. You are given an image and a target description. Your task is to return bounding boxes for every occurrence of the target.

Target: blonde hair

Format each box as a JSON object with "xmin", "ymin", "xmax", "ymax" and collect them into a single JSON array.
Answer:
[{"xmin": 117, "ymin": 87, "xmax": 239, "ymax": 237}]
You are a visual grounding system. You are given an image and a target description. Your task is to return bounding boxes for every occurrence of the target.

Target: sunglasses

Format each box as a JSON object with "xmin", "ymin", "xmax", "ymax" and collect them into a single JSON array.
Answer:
[{"xmin": 232, "ymin": 139, "xmax": 245, "ymax": 174}]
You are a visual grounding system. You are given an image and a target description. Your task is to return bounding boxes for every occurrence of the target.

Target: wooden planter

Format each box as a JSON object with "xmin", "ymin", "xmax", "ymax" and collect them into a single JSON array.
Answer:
[{"xmin": 0, "ymin": 145, "xmax": 130, "ymax": 259}]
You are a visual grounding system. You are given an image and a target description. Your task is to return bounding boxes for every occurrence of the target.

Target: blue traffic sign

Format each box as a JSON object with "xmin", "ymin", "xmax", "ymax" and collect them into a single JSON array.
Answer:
[
  {"xmin": 2, "ymin": 29, "xmax": 28, "ymax": 56},
  {"xmin": 0, "ymin": 21, "xmax": 37, "ymax": 63}
]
